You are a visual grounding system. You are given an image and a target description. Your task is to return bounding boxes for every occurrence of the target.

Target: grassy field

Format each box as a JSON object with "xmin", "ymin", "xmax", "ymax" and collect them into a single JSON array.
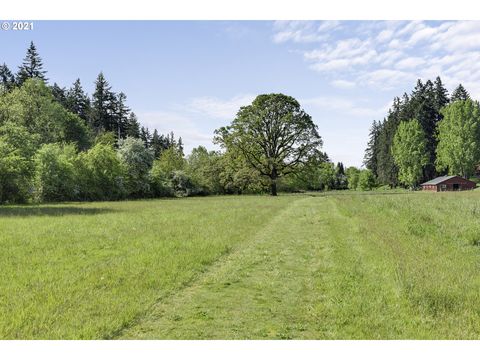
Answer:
[{"xmin": 1, "ymin": 192, "xmax": 480, "ymax": 339}]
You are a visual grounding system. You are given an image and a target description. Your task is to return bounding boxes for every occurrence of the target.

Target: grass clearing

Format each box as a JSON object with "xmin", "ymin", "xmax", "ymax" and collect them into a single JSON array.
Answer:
[{"xmin": 1, "ymin": 192, "xmax": 480, "ymax": 339}]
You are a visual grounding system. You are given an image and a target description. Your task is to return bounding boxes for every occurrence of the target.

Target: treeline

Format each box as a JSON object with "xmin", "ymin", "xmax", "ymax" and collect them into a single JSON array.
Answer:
[
  {"xmin": 363, "ymin": 76, "xmax": 479, "ymax": 188},
  {"xmin": 0, "ymin": 42, "xmax": 190, "ymax": 204},
  {"xmin": 0, "ymin": 42, "xmax": 343, "ymax": 204}
]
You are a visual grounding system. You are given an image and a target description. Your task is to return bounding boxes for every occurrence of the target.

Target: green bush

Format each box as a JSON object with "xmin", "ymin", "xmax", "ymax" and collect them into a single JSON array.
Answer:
[
  {"xmin": 33, "ymin": 143, "xmax": 77, "ymax": 202},
  {"xmin": 0, "ymin": 122, "xmax": 37, "ymax": 203},
  {"xmin": 76, "ymin": 143, "xmax": 126, "ymax": 201},
  {"xmin": 118, "ymin": 137, "xmax": 154, "ymax": 198}
]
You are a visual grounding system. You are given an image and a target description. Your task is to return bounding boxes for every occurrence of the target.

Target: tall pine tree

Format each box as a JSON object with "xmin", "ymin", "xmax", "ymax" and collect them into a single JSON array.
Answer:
[
  {"xmin": 0, "ymin": 63, "xmax": 16, "ymax": 91},
  {"xmin": 66, "ymin": 79, "xmax": 91, "ymax": 122},
  {"xmin": 363, "ymin": 119, "xmax": 380, "ymax": 177},
  {"xmin": 17, "ymin": 41, "xmax": 48, "ymax": 85},
  {"xmin": 91, "ymin": 72, "xmax": 115, "ymax": 133},
  {"xmin": 451, "ymin": 84, "xmax": 470, "ymax": 102},
  {"xmin": 126, "ymin": 112, "xmax": 141, "ymax": 138}
]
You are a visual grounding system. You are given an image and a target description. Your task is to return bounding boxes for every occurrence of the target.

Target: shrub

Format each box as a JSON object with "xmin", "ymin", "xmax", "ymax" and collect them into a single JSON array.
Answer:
[
  {"xmin": 0, "ymin": 123, "xmax": 37, "ymax": 203},
  {"xmin": 118, "ymin": 137, "xmax": 154, "ymax": 198},
  {"xmin": 33, "ymin": 143, "xmax": 77, "ymax": 202},
  {"xmin": 76, "ymin": 143, "xmax": 126, "ymax": 200},
  {"xmin": 357, "ymin": 169, "xmax": 376, "ymax": 191}
]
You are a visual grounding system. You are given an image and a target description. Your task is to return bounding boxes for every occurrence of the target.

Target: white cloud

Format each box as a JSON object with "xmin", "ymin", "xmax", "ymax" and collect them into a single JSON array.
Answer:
[
  {"xmin": 330, "ymin": 79, "xmax": 356, "ymax": 89},
  {"xmin": 302, "ymin": 96, "xmax": 389, "ymax": 118},
  {"xmin": 376, "ymin": 29, "xmax": 394, "ymax": 43},
  {"xmin": 187, "ymin": 94, "xmax": 255, "ymax": 119},
  {"xmin": 395, "ymin": 57, "xmax": 426, "ymax": 70},
  {"xmin": 275, "ymin": 20, "xmax": 480, "ymax": 95},
  {"xmin": 273, "ymin": 20, "xmax": 340, "ymax": 43},
  {"xmin": 137, "ymin": 94, "xmax": 257, "ymax": 155}
]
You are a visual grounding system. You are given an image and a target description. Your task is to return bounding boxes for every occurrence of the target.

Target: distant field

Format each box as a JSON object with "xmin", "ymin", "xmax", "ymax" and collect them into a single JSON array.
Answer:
[{"xmin": 1, "ymin": 192, "xmax": 480, "ymax": 339}]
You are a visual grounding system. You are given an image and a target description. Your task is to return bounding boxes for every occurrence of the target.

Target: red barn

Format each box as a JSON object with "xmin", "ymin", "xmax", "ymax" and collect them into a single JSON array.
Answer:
[{"xmin": 421, "ymin": 175, "xmax": 476, "ymax": 192}]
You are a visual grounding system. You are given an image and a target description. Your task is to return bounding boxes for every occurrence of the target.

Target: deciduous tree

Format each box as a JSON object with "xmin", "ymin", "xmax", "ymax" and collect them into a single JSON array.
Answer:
[
  {"xmin": 214, "ymin": 93, "xmax": 322, "ymax": 196},
  {"xmin": 392, "ymin": 119, "xmax": 429, "ymax": 189}
]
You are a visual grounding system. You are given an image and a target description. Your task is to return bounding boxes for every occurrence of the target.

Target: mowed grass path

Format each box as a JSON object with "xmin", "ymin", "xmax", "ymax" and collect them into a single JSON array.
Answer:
[
  {"xmin": 2, "ymin": 193, "xmax": 480, "ymax": 339},
  {"xmin": 123, "ymin": 192, "xmax": 480, "ymax": 339}
]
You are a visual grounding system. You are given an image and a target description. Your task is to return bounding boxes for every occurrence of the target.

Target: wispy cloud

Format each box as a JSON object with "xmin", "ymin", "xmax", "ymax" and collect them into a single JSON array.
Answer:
[
  {"xmin": 186, "ymin": 94, "xmax": 255, "ymax": 119},
  {"xmin": 330, "ymin": 79, "xmax": 356, "ymax": 89},
  {"xmin": 138, "ymin": 94, "xmax": 256, "ymax": 154},
  {"xmin": 272, "ymin": 20, "xmax": 341, "ymax": 44},
  {"xmin": 273, "ymin": 20, "xmax": 480, "ymax": 97},
  {"xmin": 302, "ymin": 96, "xmax": 390, "ymax": 118}
]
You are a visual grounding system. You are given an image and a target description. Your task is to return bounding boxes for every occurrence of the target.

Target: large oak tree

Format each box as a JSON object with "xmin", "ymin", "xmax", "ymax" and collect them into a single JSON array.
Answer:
[{"xmin": 214, "ymin": 93, "xmax": 322, "ymax": 196}]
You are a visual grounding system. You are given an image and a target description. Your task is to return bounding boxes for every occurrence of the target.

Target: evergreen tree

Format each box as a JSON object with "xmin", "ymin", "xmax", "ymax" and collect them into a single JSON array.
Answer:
[
  {"xmin": 113, "ymin": 92, "xmax": 130, "ymax": 140},
  {"xmin": 150, "ymin": 129, "xmax": 165, "ymax": 158},
  {"xmin": 51, "ymin": 83, "xmax": 67, "ymax": 107},
  {"xmin": 0, "ymin": 63, "xmax": 16, "ymax": 91},
  {"xmin": 178, "ymin": 137, "xmax": 184, "ymax": 156},
  {"xmin": 91, "ymin": 72, "xmax": 115, "ymax": 133},
  {"xmin": 433, "ymin": 76, "xmax": 449, "ymax": 116},
  {"xmin": 66, "ymin": 79, "xmax": 91, "ymax": 122},
  {"xmin": 17, "ymin": 41, "xmax": 48, "ymax": 85},
  {"xmin": 410, "ymin": 79, "xmax": 438, "ymax": 180},
  {"xmin": 376, "ymin": 97, "xmax": 402, "ymax": 187},
  {"xmin": 363, "ymin": 119, "xmax": 380, "ymax": 177},
  {"xmin": 451, "ymin": 84, "xmax": 470, "ymax": 102},
  {"xmin": 126, "ymin": 112, "xmax": 141, "ymax": 138},
  {"xmin": 140, "ymin": 126, "xmax": 152, "ymax": 148}
]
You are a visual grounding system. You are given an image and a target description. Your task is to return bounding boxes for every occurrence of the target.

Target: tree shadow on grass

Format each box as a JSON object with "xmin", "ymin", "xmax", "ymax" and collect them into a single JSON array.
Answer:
[{"xmin": 0, "ymin": 205, "xmax": 118, "ymax": 217}]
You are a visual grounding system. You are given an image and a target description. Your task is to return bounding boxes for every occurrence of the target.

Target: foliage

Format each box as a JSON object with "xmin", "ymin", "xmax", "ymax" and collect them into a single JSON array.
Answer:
[
  {"xmin": 186, "ymin": 146, "xmax": 223, "ymax": 195},
  {"xmin": 357, "ymin": 169, "xmax": 376, "ymax": 191},
  {"xmin": 118, "ymin": 137, "xmax": 155, "ymax": 198},
  {"xmin": 0, "ymin": 123, "xmax": 37, "ymax": 203},
  {"xmin": 436, "ymin": 99, "xmax": 480, "ymax": 178},
  {"xmin": 76, "ymin": 143, "xmax": 126, "ymax": 201},
  {"xmin": 0, "ymin": 79, "xmax": 91, "ymax": 149},
  {"xmin": 450, "ymin": 84, "xmax": 470, "ymax": 102},
  {"xmin": 217, "ymin": 149, "xmax": 264, "ymax": 194},
  {"xmin": 215, "ymin": 93, "xmax": 323, "ymax": 196},
  {"xmin": 16, "ymin": 41, "xmax": 48, "ymax": 85},
  {"xmin": 33, "ymin": 143, "xmax": 77, "ymax": 202},
  {"xmin": 367, "ymin": 77, "xmax": 451, "ymax": 187},
  {"xmin": 392, "ymin": 119, "xmax": 429, "ymax": 188},
  {"xmin": 346, "ymin": 167, "xmax": 361, "ymax": 190}
]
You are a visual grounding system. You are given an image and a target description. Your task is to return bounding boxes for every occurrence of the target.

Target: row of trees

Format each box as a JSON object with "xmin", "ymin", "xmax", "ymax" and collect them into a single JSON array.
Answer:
[
  {"xmin": 1, "ymin": 41, "xmax": 385, "ymax": 204},
  {"xmin": 364, "ymin": 77, "xmax": 478, "ymax": 188},
  {"xmin": 0, "ymin": 42, "xmax": 179, "ymax": 153},
  {"xmin": 0, "ymin": 42, "xmax": 192, "ymax": 203}
]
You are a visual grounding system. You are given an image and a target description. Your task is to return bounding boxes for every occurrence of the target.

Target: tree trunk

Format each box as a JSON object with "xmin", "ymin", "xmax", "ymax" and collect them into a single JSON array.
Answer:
[{"xmin": 270, "ymin": 180, "xmax": 277, "ymax": 196}]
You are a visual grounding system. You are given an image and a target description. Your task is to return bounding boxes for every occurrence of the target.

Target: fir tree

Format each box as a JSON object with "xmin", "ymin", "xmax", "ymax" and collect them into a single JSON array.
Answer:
[
  {"xmin": 363, "ymin": 119, "xmax": 380, "ymax": 177},
  {"xmin": 113, "ymin": 92, "xmax": 130, "ymax": 140},
  {"xmin": 126, "ymin": 112, "xmax": 141, "ymax": 138},
  {"xmin": 66, "ymin": 79, "xmax": 91, "ymax": 122},
  {"xmin": 91, "ymin": 72, "xmax": 115, "ymax": 132},
  {"xmin": 433, "ymin": 76, "xmax": 449, "ymax": 116},
  {"xmin": 140, "ymin": 126, "xmax": 152, "ymax": 148},
  {"xmin": 51, "ymin": 83, "xmax": 67, "ymax": 107},
  {"xmin": 451, "ymin": 84, "xmax": 470, "ymax": 102},
  {"xmin": 0, "ymin": 63, "xmax": 16, "ymax": 91},
  {"xmin": 150, "ymin": 129, "xmax": 164, "ymax": 158},
  {"xmin": 177, "ymin": 137, "xmax": 184, "ymax": 156},
  {"xmin": 17, "ymin": 41, "xmax": 48, "ymax": 85}
]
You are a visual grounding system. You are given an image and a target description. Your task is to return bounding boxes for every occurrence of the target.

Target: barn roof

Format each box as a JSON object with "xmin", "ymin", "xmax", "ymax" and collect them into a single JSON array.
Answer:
[{"xmin": 421, "ymin": 175, "xmax": 467, "ymax": 185}]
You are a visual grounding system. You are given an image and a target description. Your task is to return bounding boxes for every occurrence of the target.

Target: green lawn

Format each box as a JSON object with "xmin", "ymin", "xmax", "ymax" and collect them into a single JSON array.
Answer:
[{"xmin": 1, "ymin": 192, "xmax": 480, "ymax": 339}]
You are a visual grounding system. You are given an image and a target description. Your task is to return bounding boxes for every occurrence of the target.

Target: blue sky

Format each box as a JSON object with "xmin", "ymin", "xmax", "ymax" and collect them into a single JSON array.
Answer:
[{"xmin": 2, "ymin": 20, "xmax": 480, "ymax": 166}]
